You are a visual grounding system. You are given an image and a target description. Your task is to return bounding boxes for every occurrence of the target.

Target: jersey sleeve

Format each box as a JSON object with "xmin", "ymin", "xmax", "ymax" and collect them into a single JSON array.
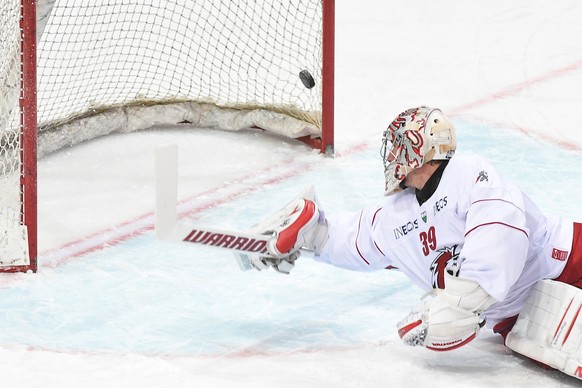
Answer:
[
  {"xmin": 315, "ymin": 206, "xmax": 392, "ymax": 271},
  {"xmin": 456, "ymin": 158, "xmax": 530, "ymax": 302}
]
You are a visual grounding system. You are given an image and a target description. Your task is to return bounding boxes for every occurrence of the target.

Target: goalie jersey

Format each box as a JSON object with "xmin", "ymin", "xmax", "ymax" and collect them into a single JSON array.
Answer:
[{"xmin": 316, "ymin": 152, "xmax": 574, "ymax": 327}]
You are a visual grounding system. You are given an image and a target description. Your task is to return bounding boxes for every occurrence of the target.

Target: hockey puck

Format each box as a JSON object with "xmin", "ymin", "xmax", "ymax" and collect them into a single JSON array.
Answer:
[{"xmin": 299, "ymin": 70, "xmax": 316, "ymax": 89}]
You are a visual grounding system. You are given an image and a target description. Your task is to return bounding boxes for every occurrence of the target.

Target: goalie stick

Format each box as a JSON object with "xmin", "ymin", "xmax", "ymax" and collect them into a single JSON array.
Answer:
[
  {"xmin": 159, "ymin": 223, "xmax": 274, "ymax": 271},
  {"xmin": 154, "ymin": 144, "xmax": 315, "ymax": 271}
]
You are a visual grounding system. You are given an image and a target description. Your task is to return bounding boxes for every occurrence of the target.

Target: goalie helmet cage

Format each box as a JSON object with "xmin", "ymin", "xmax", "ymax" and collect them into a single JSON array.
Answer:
[{"xmin": 0, "ymin": 0, "xmax": 37, "ymax": 273}]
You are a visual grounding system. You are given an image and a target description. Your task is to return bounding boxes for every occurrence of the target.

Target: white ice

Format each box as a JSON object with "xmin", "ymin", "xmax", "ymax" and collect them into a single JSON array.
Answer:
[{"xmin": 2, "ymin": 1, "xmax": 582, "ymax": 387}]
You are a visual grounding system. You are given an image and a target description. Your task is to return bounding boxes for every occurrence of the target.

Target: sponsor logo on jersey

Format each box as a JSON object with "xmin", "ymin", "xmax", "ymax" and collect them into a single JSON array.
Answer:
[
  {"xmin": 551, "ymin": 248, "xmax": 569, "ymax": 261},
  {"xmin": 433, "ymin": 196, "xmax": 448, "ymax": 216},
  {"xmin": 393, "ymin": 219, "xmax": 419, "ymax": 239},
  {"xmin": 429, "ymin": 245, "xmax": 460, "ymax": 289}
]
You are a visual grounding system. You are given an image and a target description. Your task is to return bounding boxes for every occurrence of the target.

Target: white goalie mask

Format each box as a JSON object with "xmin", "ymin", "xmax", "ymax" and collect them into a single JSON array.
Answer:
[{"xmin": 381, "ymin": 107, "xmax": 456, "ymax": 195}]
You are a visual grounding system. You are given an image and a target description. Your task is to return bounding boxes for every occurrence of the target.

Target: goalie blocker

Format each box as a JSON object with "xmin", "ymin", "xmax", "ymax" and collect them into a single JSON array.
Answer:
[{"xmin": 506, "ymin": 280, "xmax": 582, "ymax": 380}]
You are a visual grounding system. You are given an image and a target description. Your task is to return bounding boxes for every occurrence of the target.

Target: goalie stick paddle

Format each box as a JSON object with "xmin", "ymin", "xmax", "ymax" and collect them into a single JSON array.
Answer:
[
  {"xmin": 164, "ymin": 224, "xmax": 274, "ymax": 271},
  {"xmin": 164, "ymin": 224, "xmax": 274, "ymax": 257}
]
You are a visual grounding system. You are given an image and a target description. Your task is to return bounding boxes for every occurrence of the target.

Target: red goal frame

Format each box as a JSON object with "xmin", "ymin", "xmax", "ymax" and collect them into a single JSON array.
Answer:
[{"xmin": 1, "ymin": 0, "xmax": 38, "ymax": 273}]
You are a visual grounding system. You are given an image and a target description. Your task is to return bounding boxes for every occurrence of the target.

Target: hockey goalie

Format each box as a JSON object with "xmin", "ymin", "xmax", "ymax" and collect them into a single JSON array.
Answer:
[{"xmin": 156, "ymin": 107, "xmax": 582, "ymax": 380}]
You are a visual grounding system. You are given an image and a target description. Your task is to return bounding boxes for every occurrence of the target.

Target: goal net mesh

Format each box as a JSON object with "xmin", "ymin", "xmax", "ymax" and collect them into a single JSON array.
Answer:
[{"xmin": 37, "ymin": 0, "xmax": 325, "ymax": 156}]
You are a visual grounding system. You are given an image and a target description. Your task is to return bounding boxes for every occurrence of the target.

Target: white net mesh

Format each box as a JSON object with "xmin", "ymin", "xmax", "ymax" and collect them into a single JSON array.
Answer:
[{"xmin": 37, "ymin": 0, "xmax": 325, "ymax": 156}]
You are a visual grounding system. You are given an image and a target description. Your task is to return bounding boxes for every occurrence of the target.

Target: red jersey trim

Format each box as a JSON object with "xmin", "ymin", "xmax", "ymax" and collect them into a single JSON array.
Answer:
[
  {"xmin": 464, "ymin": 221, "xmax": 529, "ymax": 238},
  {"xmin": 355, "ymin": 211, "xmax": 370, "ymax": 265}
]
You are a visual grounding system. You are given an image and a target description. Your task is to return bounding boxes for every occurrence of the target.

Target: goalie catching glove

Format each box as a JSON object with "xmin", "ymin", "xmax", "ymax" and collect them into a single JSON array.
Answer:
[
  {"xmin": 397, "ymin": 271, "xmax": 497, "ymax": 351},
  {"xmin": 250, "ymin": 192, "xmax": 329, "ymax": 274}
]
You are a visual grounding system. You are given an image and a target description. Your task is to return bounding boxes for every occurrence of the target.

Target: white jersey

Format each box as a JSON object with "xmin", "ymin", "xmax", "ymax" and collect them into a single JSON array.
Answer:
[{"xmin": 316, "ymin": 153, "xmax": 574, "ymax": 327}]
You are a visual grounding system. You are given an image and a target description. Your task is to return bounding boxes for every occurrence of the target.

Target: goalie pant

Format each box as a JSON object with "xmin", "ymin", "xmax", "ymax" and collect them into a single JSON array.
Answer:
[{"xmin": 493, "ymin": 222, "xmax": 582, "ymax": 341}]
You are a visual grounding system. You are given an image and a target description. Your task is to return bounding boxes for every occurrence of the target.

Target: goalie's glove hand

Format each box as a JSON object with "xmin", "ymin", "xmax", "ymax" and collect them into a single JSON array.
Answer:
[
  {"xmin": 250, "ymin": 251, "xmax": 300, "ymax": 275},
  {"xmin": 266, "ymin": 199, "xmax": 328, "ymax": 257},
  {"xmin": 396, "ymin": 291, "xmax": 485, "ymax": 351}
]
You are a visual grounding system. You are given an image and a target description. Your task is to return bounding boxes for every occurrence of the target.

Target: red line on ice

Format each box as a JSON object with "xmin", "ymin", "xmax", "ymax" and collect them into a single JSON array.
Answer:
[
  {"xmin": 449, "ymin": 59, "xmax": 582, "ymax": 114},
  {"xmin": 39, "ymin": 142, "xmax": 370, "ymax": 268},
  {"xmin": 447, "ymin": 59, "xmax": 582, "ymax": 153}
]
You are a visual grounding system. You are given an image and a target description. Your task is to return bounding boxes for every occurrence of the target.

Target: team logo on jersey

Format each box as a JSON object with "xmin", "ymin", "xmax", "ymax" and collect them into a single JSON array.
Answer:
[
  {"xmin": 475, "ymin": 170, "xmax": 489, "ymax": 183},
  {"xmin": 421, "ymin": 211, "xmax": 427, "ymax": 223},
  {"xmin": 429, "ymin": 245, "xmax": 460, "ymax": 289}
]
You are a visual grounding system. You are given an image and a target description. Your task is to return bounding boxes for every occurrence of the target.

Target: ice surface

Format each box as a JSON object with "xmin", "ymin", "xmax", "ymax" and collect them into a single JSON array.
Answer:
[{"xmin": 1, "ymin": 1, "xmax": 582, "ymax": 387}]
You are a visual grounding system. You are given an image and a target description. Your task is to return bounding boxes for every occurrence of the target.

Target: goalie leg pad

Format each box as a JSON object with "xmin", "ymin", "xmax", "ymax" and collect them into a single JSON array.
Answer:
[{"xmin": 506, "ymin": 280, "xmax": 582, "ymax": 380}]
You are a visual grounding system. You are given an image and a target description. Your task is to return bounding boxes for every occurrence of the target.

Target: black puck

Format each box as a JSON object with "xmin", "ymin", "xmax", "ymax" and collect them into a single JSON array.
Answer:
[{"xmin": 299, "ymin": 70, "xmax": 316, "ymax": 89}]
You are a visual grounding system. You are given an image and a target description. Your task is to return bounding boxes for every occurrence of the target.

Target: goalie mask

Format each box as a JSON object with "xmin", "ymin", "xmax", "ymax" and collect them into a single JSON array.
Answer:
[{"xmin": 381, "ymin": 107, "xmax": 456, "ymax": 195}]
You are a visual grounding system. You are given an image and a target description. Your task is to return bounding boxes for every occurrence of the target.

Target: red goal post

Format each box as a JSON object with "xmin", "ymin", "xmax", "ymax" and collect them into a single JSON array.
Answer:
[
  {"xmin": 0, "ymin": 0, "xmax": 37, "ymax": 273},
  {"xmin": 36, "ymin": 0, "xmax": 334, "ymax": 156}
]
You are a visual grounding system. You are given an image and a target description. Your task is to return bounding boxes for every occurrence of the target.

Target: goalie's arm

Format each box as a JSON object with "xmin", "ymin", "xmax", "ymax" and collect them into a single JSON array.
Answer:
[
  {"xmin": 458, "ymin": 184, "xmax": 530, "ymax": 302},
  {"xmin": 314, "ymin": 206, "xmax": 396, "ymax": 271}
]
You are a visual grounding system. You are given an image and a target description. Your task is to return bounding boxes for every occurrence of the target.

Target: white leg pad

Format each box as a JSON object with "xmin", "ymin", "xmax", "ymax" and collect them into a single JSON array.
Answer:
[{"xmin": 506, "ymin": 280, "xmax": 582, "ymax": 380}]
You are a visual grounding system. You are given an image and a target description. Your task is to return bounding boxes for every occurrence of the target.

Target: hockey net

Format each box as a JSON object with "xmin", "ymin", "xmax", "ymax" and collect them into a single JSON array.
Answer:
[
  {"xmin": 36, "ymin": 0, "xmax": 334, "ymax": 157},
  {"xmin": 1, "ymin": 0, "xmax": 333, "ymax": 272}
]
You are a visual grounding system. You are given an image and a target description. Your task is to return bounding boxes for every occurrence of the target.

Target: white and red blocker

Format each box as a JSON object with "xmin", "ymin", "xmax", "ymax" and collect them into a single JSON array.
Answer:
[{"xmin": 267, "ymin": 199, "xmax": 328, "ymax": 257}]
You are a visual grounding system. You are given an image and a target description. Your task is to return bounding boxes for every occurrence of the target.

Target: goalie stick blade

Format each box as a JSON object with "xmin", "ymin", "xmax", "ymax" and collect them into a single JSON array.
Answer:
[{"xmin": 155, "ymin": 144, "xmax": 179, "ymax": 240}]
